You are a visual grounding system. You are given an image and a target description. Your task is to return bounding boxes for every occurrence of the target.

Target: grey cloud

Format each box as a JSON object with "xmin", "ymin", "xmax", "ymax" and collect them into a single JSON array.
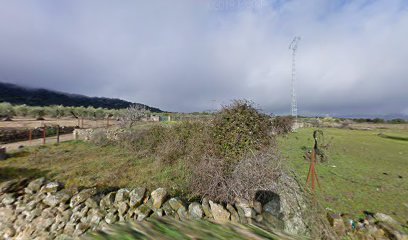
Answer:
[{"xmin": 0, "ymin": 0, "xmax": 407, "ymax": 116}]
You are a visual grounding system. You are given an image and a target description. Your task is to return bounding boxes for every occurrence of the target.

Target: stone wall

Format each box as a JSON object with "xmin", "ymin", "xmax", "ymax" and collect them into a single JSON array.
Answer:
[
  {"xmin": 1, "ymin": 178, "xmax": 406, "ymax": 240},
  {"xmin": 0, "ymin": 178, "xmax": 291, "ymax": 240}
]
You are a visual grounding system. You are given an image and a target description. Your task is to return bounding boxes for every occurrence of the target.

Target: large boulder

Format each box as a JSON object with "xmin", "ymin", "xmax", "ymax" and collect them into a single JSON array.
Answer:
[
  {"xmin": 168, "ymin": 198, "xmax": 185, "ymax": 211},
  {"xmin": 151, "ymin": 188, "xmax": 167, "ymax": 209},
  {"xmin": 209, "ymin": 200, "xmax": 230, "ymax": 223}
]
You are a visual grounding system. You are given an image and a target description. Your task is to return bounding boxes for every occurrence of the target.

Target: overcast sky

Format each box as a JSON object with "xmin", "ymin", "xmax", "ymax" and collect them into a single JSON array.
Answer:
[{"xmin": 0, "ymin": 0, "xmax": 407, "ymax": 116}]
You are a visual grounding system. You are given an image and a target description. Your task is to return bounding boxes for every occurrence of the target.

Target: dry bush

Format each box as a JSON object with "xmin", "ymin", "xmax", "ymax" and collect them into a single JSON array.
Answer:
[
  {"xmin": 212, "ymin": 100, "xmax": 273, "ymax": 162},
  {"xmin": 272, "ymin": 116, "xmax": 294, "ymax": 135},
  {"xmin": 190, "ymin": 150, "xmax": 282, "ymax": 203}
]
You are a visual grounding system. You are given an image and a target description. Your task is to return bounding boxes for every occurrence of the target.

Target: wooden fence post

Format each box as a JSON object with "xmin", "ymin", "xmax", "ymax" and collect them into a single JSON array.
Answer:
[
  {"xmin": 56, "ymin": 125, "xmax": 60, "ymax": 144},
  {"xmin": 29, "ymin": 129, "xmax": 32, "ymax": 145},
  {"xmin": 42, "ymin": 125, "xmax": 46, "ymax": 145}
]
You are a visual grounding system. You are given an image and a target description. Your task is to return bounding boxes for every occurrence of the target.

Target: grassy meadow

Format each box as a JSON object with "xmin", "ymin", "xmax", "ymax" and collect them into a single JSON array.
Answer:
[
  {"xmin": 1, "ymin": 122, "xmax": 407, "ymax": 224},
  {"xmin": 278, "ymin": 126, "xmax": 408, "ymax": 223}
]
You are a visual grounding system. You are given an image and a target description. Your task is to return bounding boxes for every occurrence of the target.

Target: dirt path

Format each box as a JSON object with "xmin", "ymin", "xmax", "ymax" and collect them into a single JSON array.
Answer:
[{"xmin": 1, "ymin": 133, "xmax": 74, "ymax": 152}]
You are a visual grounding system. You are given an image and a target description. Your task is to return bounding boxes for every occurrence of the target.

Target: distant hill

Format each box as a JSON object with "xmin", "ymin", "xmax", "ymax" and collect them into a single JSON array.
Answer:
[{"xmin": 0, "ymin": 82, "xmax": 162, "ymax": 112}]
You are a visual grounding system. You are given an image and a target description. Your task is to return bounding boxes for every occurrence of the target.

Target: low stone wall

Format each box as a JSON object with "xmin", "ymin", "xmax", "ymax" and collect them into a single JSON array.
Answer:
[
  {"xmin": 0, "ymin": 178, "xmax": 288, "ymax": 240},
  {"xmin": 1, "ymin": 178, "xmax": 406, "ymax": 240}
]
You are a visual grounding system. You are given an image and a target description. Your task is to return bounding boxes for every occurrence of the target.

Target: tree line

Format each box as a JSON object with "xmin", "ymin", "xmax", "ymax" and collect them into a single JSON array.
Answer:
[{"xmin": 0, "ymin": 102, "xmax": 122, "ymax": 120}]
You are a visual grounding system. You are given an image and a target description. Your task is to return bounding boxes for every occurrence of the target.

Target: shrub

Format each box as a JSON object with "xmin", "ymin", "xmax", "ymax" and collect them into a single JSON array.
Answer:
[
  {"xmin": 212, "ymin": 100, "xmax": 273, "ymax": 161},
  {"xmin": 190, "ymin": 150, "xmax": 282, "ymax": 203},
  {"xmin": 90, "ymin": 129, "xmax": 112, "ymax": 146},
  {"xmin": 272, "ymin": 116, "xmax": 294, "ymax": 135}
]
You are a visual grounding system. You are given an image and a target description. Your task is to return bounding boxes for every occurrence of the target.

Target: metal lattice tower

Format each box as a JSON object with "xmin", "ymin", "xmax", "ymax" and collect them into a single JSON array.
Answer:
[{"xmin": 289, "ymin": 36, "xmax": 300, "ymax": 120}]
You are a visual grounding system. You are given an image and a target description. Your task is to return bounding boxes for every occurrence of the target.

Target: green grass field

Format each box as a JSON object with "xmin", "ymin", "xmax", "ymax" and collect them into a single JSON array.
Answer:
[
  {"xmin": 1, "ymin": 124, "xmax": 407, "ymax": 224},
  {"xmin": 0, "ymin": 141, "xmax": 189, "ymax": 196},
  {"xmin": 278, "ymin": 127, "xmax": 408, "ymax": 223}
]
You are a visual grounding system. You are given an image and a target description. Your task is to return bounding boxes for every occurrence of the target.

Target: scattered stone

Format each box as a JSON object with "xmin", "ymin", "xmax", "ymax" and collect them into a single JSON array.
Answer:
[
  {"xmin": 151, "ymin": 188, "xmax": 167, "ymax": 209},
  {"xmin": 129, "ymin": 187, "xmax": 146, "ymax": 208},
  {"xmin": 209, "ymin": 200, "xmax": 230, "ymax": 223},
  {"xmin": 327, "ymin": 213, "xmax": 346, "ymax": 236},
  {"xmin": 189, "ymin": 202, "xmax": 203, "ymax": 219}
]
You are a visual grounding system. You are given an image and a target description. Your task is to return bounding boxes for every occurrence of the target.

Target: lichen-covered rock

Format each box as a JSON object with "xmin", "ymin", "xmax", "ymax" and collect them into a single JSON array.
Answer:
[
  {"xmin": 226, "ymin": 204, "xmax": 239, "ymax": 223},
  {"xmin": 2, "ymin": 193, "xmax": 16, "ymax": 205},
  {"xmin": 26, "ymin": 177, "xmax": 46, "ymax": 193},
  {"xmin": 100, "ymin": 192, "xmax": 116, "ymax": 210},
  {"xmin": 151, "ymin": 188, "xmax": 167, "ymax": 209},
  {"xmin": 177, "ymin": 206, "xmax": 189, "ymax": 220},
  {"xmin": 114, "ymin": 189, "xmax": 130, "ymax": 205},
  {"xmin": 43, "ymin": 191, "xmax": 71, "ymax": 207},
  {"xmin": 42, "ymin": 182, "xmax": 62, "ymax": 193},
  {"xmin": 201, "ymin": 198, "xmax": 213, "ymax": 218},
  {"xmin": 84, "ymin": 197, "xmax": 99, "ymax": 209},
  {"xmin": 129, "ymin": 187, "xmax": 146, "ymax": 208},
  {"xmin": 188, "ymin": 202, "xmax": 203, "ymax": 219},
  {"xmin": 70, "ymin": 188, "xmax": 96, "ymax": 208},
  {"xmin": 73, "ymin": 222, "xmax": 89, "ymax": 236},
  {"xmin": 209, "ymin": 201, "xmax": 230, "ymax": 223},
  {"xmin": 87, "ymin": 208, "xmax": 105, "ymax": 225},
  {"xmin": 262, "ymin": 212, "xmax": 284, "ymax": 229},
  {"xmin": 162, "ymin": 201, "xmax": 176, "ymax": 216},
  {"xmin": 105, "ymin": 212, "xmax": 118, "ymax": 224},
  {"xmin": 168, "ymin": 197, "xmax": 185, "ymax": 211},
  {"xmin": 136, "ymin": 204, "xmax": 152, "ymax": 221},
  {"xmin": 235, "ymin": 199, "xmax": 256, "ymax": 219},
  {"xmin": 118, "ymin": 202, "xmax": 129, "ymax": 216}
]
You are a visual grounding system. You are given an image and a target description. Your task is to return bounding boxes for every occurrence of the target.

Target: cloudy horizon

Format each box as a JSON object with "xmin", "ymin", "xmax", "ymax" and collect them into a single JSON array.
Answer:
[{"xmin": 1, "ymin": 0, "xmax": 407, "ymax": 116}]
